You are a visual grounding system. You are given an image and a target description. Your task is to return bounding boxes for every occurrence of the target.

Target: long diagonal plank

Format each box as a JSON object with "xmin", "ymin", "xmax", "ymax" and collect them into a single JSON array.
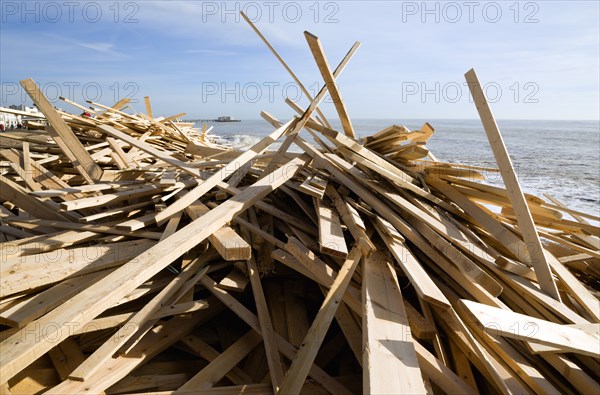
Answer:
[
  {"xmin": 305, "ymin": 32, "xmax": 355, "ymax": 138},
  {"xmin": 464, "ymin": 68, "xmax": 560, "ymax": 301},
  {"xmin": 20, "ymin": 79, "xmax": 102, "ymax": 183},
  {"xmin": 67, "ymin": 259, "xmax": 209, "ymax": 381},
  {"xmin": 176, "ymin": 330, "xmax": 262, "ymax": 392},
  {"xmin": 240, "ymin": 11, "xmax": 332, "ymax": 129},
  {"xmin": 179, "ymin": 335, "xmax": 254, "ymax": 385},
  {"xmin": 242, "ymin": 225, "xmax": 285, "ymax": 393},
  {"xmin": 0, "ymin": 155, "xmax": 308, "ymax": 383},
  {"xmin": 263, "ymin": 39, "xmax": 361, "ymax": 172},
  {"xmin": 200, "ymin": 275, "xmax": 353, "ymax": 395},
  {"xmin": 373, "ymin": 216, "xmax": 450, "ymax": 309},
  {"xmin": 44, "ymin": 303, "xmax": 224, "ymax": 394},
  {"xmin": 278, "ymin": 246, "xmax": 363, "ymax": 394}
]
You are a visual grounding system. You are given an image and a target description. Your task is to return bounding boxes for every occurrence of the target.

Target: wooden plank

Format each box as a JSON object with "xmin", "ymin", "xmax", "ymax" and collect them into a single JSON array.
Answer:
[
  {"xmin": 284, "ymin": 237, "xmax": 362, "ymax": 313},
  {"xmin": 20, "ymin": 78, "xmax": 102, "ymax": 183},
  {"xmin": 106, "ymin": 137, "xmax": 136, "ymax": 169},
  {"xmin": 299, "ymin": 176, "xmax": 325, "ymax": 199},
  {"xmin": 67, "ymin": 259, "xmax": 209, "ymax": 381},
  {"xmin": 48, "ymin": 338, "xmax": 86, "ymax": 380},
  {"xmin": 325, "ymin": 185, "xmax": 375, "ymax": 252},
  {"xmin": 315, "ymin": 197, "xmax": 348, "ymax": 258},
  {"xmin": 60, "ymin": 184, "xmax": 165, "ymax": 211},
  {"xmin": 459, "ymin": 299, "xmax": 600, "ymax": 358},
  {"xmin": 1, "ymin": 240, "xmax": 154, "ymax": 298},
  {"xmin": 245, "ymin": 244, "xmax": 285, "ymax": 392},
  {"xmin": 0, "ymin": 176, "xmax": 68, "ymax": 221},
  {"xmin": 0, "ymin": 269, "xmax": 111, "ymax": 328},
  {"xmin": 240, "ymin": 11, "xmax": 332, "ymax": 129},
  {"xmin": 428, "ymin": 178, "xmax": 529, "ymax": 262},
  {"xmin": 464, "ymin": 69, "xmax": 560, "ymax": 301},
  {"xmin": 413, "ymin": 341, "xmax": 476, "ymax": 395},
  {"xmin": 262, "ymin": 40, "xmax": 361, "ymax": 172},
  {"xmin": 185, "ymin": 201, "xmax": 251, "ymax": 261},
  {"xmin": 217, "ymin": 269, "xmax": 249, "ymax": 292},
  {"xmin": 179, "ymin": 335, "xmax": 254, "ymax": 385},
  {"xmin": 4, "ymin": 218, "xmax": 163, "ymax": 240},
  {"xmin": 176, "ymin": 330, "xmax": 262, "ymax": 392},
  {"xmin": 373, "ymin": 216, "xmax": 450, "ymax": 309},
  {"xmin": 278, "ymin": 247, "xmax": 363, "ymax": 393},
  {"xmin": 45, "ymin": 306, "xmax": 223, "ymax": 394},
  {"xmin": 144, "ymin": 96, "xmax": 154, "ymax": 118},
  {"xmin": 0, "ymin": 149, "xmax": 72, "ymax": 192},
  {"xmin": 543, "ymin": 251, "xmax": 600, "ymax": 322},
  {"xmin": 200, "ymin": 275, "xmax": 353, "ymax": 395},
  {"xmin": 0, "ymin": 155, "xmax": 307, "ymax": 384},
  {"xmin": 362, "ymin": 250, "xmax": 426, "ymax": 394},
  {"xmin": 304, "ymin": 32, "xmax": 355, "ymax": 138}
]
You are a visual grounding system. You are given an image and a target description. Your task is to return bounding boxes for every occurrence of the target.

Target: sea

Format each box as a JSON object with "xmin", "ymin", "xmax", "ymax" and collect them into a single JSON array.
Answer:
[{"xmin": 197, "ymin": 119, "xmax": 600, "ymax": 219}]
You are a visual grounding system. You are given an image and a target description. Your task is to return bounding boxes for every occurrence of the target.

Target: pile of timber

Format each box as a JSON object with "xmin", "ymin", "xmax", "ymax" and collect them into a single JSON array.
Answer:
[{"xmin": 1, "ymin": 24, "xmax": 600, "ymax": 395}]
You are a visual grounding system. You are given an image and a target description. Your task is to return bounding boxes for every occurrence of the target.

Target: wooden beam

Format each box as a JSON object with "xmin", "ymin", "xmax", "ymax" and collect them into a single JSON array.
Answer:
[
  {"xmin": 1, "ymin": 240, "xmax": 154, "ymax": 298},
  {"xmin": 240, "ymin": 11, "xmax": 332, "ymax": 129},
  {"xmin": 0, "ymin": 176, "xmax": 68, "ymax": 222},
  {"xmin": 67, "ymin": 259, "xmax": 209, "ymax": 381},
  {"xmin": 362, "ymin": 250, "xmax": 426, "ymax": 394},
  {"xmin": 176, "ymin": 330, "xmax": 262, "ymax": 392},
  {"xmin": 464, "ymin": 68, "xmax": 560, "ymax": 301},
  {"xmin": 144, "ymin": 96, "xmax": 153, "ymax": 118},
  {"xmin": 185, "ymin": 201, "xmax": 251, "ymax": 261},
  {"xmin": 278, "ymin": 247, "xmax": 363, "ymax": 394},
  {"xmin": 315, "ymin": 197, "xmax": 348, "ymax": 258},
  {"xmin": 179, "ymin": 335, "xmax": 253, "ymax": 385},
  {"xmin": 305, "ymin": 32, "xmax": 355, "ymax": 138},
  {"xmin": 200, "ymin": 275, "xmax": 353, "ymax": 395},
  {"xmin": 245, "ymin": 242, "xmax": 285, "ymax": 392},
  {"xmin": 459, "ymin": 299, "xmax": 600, "ymax": 358},
  {"xmin": 373, "ymin": 216, "xmax": 450, "ymax": 309},
  {"xmin": 20, "ymin": 79, "xmax": 102, "ymax": 183}
]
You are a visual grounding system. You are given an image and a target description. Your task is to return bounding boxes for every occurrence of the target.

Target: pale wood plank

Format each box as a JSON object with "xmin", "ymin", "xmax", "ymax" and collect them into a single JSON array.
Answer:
[
  {"xmin": 362, "ymin": 250, "xmax": 426, "ymax": 394},
  {"xmin": 304, "ymin": 32, "xmax": 355, "ymax": 138},
  {"xmin": 464, "ymin": 69, "xmax": 560, "ymax": 301},
  {"xmin": 176, "ymin": 331, "xmax": 262, "ymax": 392},
  {"xmin": 459, "ymin": 299, "xmax": 600, "ymax": 358},
  {"xmin": 315, "ymin": 197, "xmax": 348, "ymax": 258},
  {"xmin": 20, "ymin": 78, "xmax": 102, "ymax": 183},
  {"xmin": 278, "ymin": 247, "xmax": 363, "ymax": 393}
]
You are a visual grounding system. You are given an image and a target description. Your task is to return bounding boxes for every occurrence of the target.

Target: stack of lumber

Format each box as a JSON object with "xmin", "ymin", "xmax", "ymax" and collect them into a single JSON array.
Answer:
[{"xmin": 1, "ymin": 20, "xmax": 599, "ymax": 395}]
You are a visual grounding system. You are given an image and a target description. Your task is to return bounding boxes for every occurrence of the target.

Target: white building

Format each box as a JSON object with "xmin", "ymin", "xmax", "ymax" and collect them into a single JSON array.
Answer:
[{"xmin": 0, "ymin": 105, "xmax": 41, "ymax": 130}]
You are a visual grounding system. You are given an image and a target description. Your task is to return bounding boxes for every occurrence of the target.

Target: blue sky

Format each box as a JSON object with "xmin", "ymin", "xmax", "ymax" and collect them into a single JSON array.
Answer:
[{"xmin": 1, "ymin": 1, "xmax": 598, "ymax": 120}]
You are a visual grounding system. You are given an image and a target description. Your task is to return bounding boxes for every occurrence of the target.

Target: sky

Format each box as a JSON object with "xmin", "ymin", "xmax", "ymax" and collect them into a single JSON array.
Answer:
[{"xmin": 1, "ymin": 0, "xmax": 599, "ymax": 120}]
